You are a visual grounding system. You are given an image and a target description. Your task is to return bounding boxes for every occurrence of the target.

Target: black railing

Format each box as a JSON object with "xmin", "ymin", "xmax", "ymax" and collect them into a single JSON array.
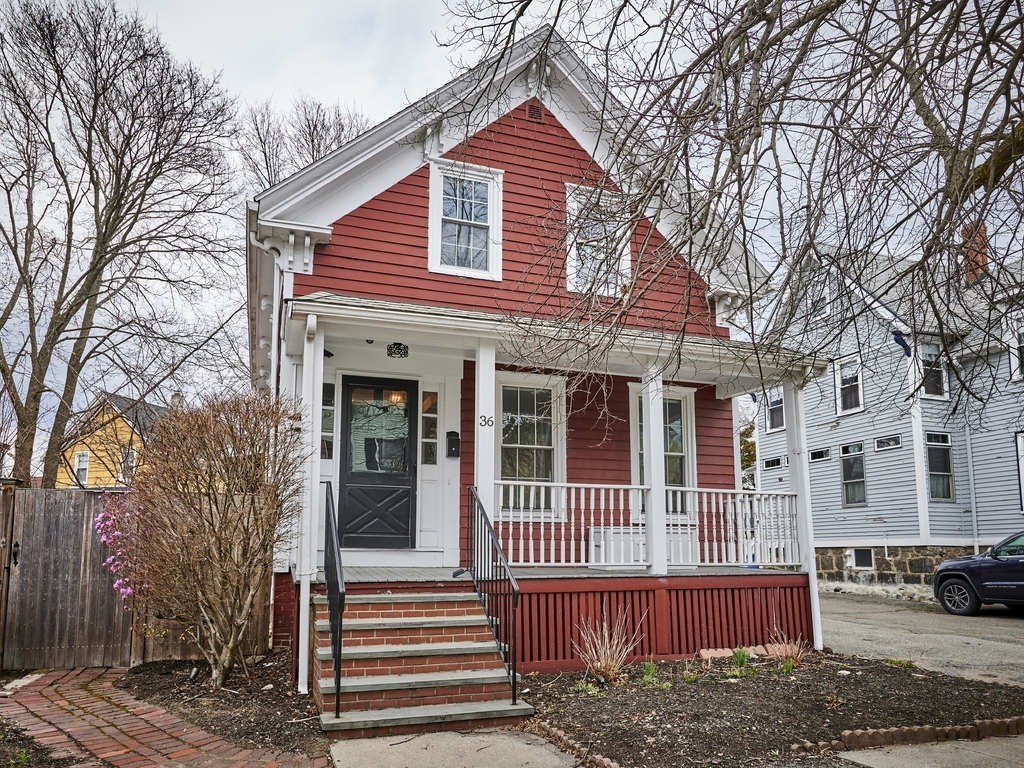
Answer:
[
  {"xmin": 322, "ymin": 481, "xmax": 345, "ymax": 718},
  {"xmin": 459, "ymin": 486, "xmax": 521, "ymax": 703}
]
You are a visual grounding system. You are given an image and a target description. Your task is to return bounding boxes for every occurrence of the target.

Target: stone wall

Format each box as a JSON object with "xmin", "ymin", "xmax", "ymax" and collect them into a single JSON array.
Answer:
[{"xmin": 816, "ymin": 545, "xmax": 975, "ymax": 585}]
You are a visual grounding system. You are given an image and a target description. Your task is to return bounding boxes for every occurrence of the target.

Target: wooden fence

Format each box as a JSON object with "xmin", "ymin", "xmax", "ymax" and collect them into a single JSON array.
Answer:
[{"xmin": 0, "ymin": 488, "xmax": 269, "ymax": 670}]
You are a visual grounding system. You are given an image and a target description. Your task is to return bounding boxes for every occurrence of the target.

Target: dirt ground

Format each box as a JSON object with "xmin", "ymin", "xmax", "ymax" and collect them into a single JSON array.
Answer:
[
  {"xmin": 114, "ymin": 650, "xmax": 328, "ymax": 756},
  {"xmin": 523, "ymin": 652, "xmax": 1024, "ymax": 768}
]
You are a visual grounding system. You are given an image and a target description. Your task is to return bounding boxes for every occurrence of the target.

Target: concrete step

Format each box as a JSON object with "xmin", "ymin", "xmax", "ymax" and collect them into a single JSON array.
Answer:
[
  {"xmin": 318, "ymin": 668, "xmax": 510, "ymax": 695},
  {"xmin": 317, "ymin": 640, "xmax": 498, "ymax": 661},
  {"xmin": 319, "ymin": 699, "xmax": 534, "ymax": 734},
  {"xmin": 316, "ymin": 614, "xmax": 489, "ymax": 634}
]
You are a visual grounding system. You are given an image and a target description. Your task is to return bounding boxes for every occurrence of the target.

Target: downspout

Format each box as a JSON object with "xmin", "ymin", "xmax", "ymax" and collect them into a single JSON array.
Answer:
[{"xmin": 964, "ymin": 418, "xmax": 980, "ymax": 554}]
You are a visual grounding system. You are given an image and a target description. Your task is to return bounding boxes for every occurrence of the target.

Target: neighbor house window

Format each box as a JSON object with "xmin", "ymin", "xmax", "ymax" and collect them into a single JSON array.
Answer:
[
  {"xmin": 809, "ymin": 448, "xmax": 830, "ymax": 462},
  {"xmin": 874, "ymin": 434, "xmax": 902, "ymax": 451},
  {"xmin": 920, "ymin": 342, "xmax": 947, "ymax": 398},
  {"xmin": 428, "ymin": 159, "xmax": 503, "ymax": 280},
  {"xmin": 835, "ymin": 356, "xmax": 863, "ymax": 414},
  {"xmin": 565, "ymin": 184, "xmax": 630, "ymax": 296},
  {"xmin": 1011, "ymin": 321, "xmax": 1024, "ymax": 381},
  {"xmin": 850, "ymin": 548, "xmax": 874, "ymax": 569},
  {"xmin": 119, "ymin": 447, "xmax": 136, "ymax": 483},
  {"xmin": 840, "ymin": 442, "xmax": 866, "ymax": 505},
  {"xmin": 926, "ymin": 432, "xmax": 954, "ymax": 500},
  {"xmin": 764, "ymin": 388, "xmax": 784, "ymax": 432},
  {"xmin": 762, "ymin": 456, "xmax": 788, "ymax": 470},
  {"xmin": 74, "ymin": 451, "xmax": 89, "ymax": 485}
]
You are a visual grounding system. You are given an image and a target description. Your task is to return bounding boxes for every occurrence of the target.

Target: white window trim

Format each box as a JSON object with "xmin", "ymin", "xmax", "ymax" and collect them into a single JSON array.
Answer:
[
  {"xmin": 834, "ymin": 354, "xmax": 865, "ymax": 416},
  {"xmin": 874, "ymin": 434, "xmax": 902, "ymax": 452},
  {"xmin": 926, "ymin": 431, "xmax": 955, "ymax": 502},
  {"xmin": 74, "ymin": 450, "xmax": 89, "ymax": 485},
  {"xmin": 627, "ymin": 382, "xmax": 697, "ymax": 523},
  {"xmin": 494, "ymin": 371, "xmax": 567, "ymax": 519},
  {"xmin": 763, "ymin": 387, "xmax": 785, "ymax": 433},
  {"xmin": 918, "ymin": 341, "xmax": 949, "ymax": 401},
  {"xmin": 427, "ymin": 158, "xmax": 504, "ymax": 281},
  {"xmin": 564, "ymin": 183, "xmax": 631, "ymax": 296},
  {"xmin": 1007, "ymin": 315, "xmax": 1024, "ymax": 382},
  {"xmin": 809, "ymin": 448, "xmax": 831, "ymax": 462}
]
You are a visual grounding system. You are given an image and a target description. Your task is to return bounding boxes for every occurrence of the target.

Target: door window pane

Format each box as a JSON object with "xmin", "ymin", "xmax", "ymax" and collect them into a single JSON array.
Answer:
[
  {"xmin": 349, "ymin": 386, "xmax": 409, "ymax": 473},
  {"xmin": 321, "ymin": 383, "xmax": 336, "ymax": 460},
  {"xmin": 421, "ymin": 390, "xmax": 438, "ymax": 465}
]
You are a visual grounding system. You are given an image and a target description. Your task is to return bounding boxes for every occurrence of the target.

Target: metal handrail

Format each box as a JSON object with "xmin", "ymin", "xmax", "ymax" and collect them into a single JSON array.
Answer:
[
  {"xmin": 322, "ymin": 481, "xmax": 345, "ymax": 719},
  {"xmin": 459, "ymin": 486, "xmax": 521, "ymax": 704}
]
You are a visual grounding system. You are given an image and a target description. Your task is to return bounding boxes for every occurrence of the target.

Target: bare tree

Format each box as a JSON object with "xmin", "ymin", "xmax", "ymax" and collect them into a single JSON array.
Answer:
[
  {"xmin": 236, "ymin": 96, "xmax": 371, "ymax": 192},
  {"xmin": 444, "ymin": 3, "xmax": 1024, "ymax": 413},
  {"xmin": 0, "ymin": 0, "xmax": 240, "ymax": 485},
  {"xmin": 97, "ymin": 392, "xmax": 305, "ymax": 688}
]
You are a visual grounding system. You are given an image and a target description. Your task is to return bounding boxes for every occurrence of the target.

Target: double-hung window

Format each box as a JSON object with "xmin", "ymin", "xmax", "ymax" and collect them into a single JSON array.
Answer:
[
  {"xmin": 74, "ymin": 451, "xmax": 89, "ymax": 485},
  {"xmin": 764, "ymin": 388, "xmax": 784, "ymax": 432},
  {"xmin": 920, "ymin": 342, "xmax": 947, "ymax": 398},
  {"xmin": 926, "ymin": 432, "xmax": 954, "ymax": 500},
  {"xmin": 835, "ymin": 356, "xmax": 863, "ymax": 414},
  {"xmin": 565, "ymin": 184, "xmax": 630, "ymax": 296},
  {"xmin": 498, "ymin": 375, "xmax": 564, "ymax": 513},
  {"xmin": 840, "ymin": 442, "xmax": 866, "ymax": 505},
  {"xmin": 428, "ymin": 160, "xmax": 503, "ymax": 280},
  {"xmin": 1010, "ymin": 317, "xmax": 1024, "ymax": 381}
]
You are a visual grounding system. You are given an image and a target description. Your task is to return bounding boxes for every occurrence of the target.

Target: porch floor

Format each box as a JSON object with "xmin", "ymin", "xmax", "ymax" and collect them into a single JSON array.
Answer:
[{"xmin": 341, "ymin": 565, "xmax": 804, "ymax": 583}]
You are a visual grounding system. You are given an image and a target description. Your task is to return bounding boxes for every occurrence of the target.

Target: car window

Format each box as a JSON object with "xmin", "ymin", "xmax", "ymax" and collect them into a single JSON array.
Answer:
[{"xmin": 997, "ymin": 534, "xmax": 1024, "ymax": 557}]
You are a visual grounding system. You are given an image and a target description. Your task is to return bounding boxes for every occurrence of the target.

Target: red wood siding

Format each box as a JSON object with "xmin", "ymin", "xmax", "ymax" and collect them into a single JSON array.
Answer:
[
  {"xmin": 515, "ymin": 573, "xmax": 812, "ymax": 672},
  {"xmin": 295, "ymin": 99, "xmax": 726, "ymax": 337},
  {"xmin": 459, "ymin": 366, "xmax": 735, "ymax": 567}
]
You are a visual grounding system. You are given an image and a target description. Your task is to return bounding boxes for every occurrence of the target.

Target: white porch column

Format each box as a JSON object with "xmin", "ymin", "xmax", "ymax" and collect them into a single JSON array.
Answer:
[
  {"xmin": 642, "ymin": 365, "xmax": 668, "ymax": 575},
  {"xmin": 297, "ymin": 313, "xmax": 324, "ymax": 694},
  {"xmin": 782, "ymin": 379, "xmax": 823, "ymax": 650},
  {"xmin": 474, "ymin": 339, "xmax": 497, "ymax": 514}
]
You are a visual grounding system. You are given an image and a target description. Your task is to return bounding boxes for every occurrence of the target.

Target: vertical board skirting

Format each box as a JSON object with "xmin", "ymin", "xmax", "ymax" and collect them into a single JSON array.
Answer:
[{"xmin": 515, "ymin": 574, "xmax": 811, "ymax": 672}]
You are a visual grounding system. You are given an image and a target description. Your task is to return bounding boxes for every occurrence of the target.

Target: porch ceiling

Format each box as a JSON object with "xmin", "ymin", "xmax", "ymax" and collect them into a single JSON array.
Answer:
[{"xmin": 289, "ymin": 293, "xmax": 825, "ymax": 397}]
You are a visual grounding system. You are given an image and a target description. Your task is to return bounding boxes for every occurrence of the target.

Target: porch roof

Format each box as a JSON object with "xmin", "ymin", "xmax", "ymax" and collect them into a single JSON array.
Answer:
[{"xmin": 289, "ymin": 292, "xmax": 824, "ymax": 397}]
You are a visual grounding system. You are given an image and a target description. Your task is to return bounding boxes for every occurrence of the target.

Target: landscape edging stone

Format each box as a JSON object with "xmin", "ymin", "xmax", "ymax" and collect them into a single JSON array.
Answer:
[
  {"xmin": 529, "ymin": 720, "xmax": 623, "ymax": 768},
  {"xmin": 788, "ymin": 715, "xmax": 1024, "ymax": 754}
]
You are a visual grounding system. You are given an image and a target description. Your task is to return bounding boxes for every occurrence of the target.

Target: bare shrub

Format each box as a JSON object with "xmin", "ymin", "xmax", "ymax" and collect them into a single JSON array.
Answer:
[
  {"xmin": 572, "ymin": 608, "xmax": 647, "ymax": 684},
  {"xmin": 98, "ymin": 392, "xmax": 305, "ymax": 687},
  {"xmin": 764, "ymin": 626, "xmax": 811, "ymax": 669}
]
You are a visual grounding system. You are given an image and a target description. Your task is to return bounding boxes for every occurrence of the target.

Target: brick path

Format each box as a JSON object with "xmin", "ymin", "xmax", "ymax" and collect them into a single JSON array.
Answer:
[{"xmin": 0, "ymin": 668, "xmax": 332, "ymax": 768}]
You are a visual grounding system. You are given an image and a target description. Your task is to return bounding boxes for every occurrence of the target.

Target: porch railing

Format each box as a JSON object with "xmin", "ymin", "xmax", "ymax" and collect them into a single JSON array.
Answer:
[
  {"xmin": 459, "ymin": 486, "xmax": 520, "ymax": 704},
  {"xmin": 493, "ymin": 481, "xmax": 647, "ymax": 566},
  {"xmin": 492, "ymin": 481, "xmax": 800, "ymax": 568},
  {"xmin": 321, "ymin": 481, "xmax": 346, "ymax": 719}
]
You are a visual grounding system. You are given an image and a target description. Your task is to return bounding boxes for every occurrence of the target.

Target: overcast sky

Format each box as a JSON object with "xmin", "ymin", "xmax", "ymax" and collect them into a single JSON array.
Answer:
[{"xmin": 123, "ymin": 0, "xmax": 460, "ymax": 122}]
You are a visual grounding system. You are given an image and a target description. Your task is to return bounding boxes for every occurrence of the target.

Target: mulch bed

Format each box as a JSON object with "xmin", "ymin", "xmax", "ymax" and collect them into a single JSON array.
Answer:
[
  {"xmin": 524, "ymin": 652, "xmax": 1024, "ymax": 768},
  {"xmin": 115, "ymin": 650, "xmax": 328, "ymax": 756}
]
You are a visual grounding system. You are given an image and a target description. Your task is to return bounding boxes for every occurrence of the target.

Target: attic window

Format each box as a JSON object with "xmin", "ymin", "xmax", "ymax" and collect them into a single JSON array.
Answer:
[
  {"xmin": 427, "ymin": 159, "xmax": 503, "ymax": 281},
  {"xmin": 565, "ymin": 184, "xmax": 631, "ymax": 296},
  {"xmin": 527, "ymin": 103, "xmax": 544, "ymax": 122}
]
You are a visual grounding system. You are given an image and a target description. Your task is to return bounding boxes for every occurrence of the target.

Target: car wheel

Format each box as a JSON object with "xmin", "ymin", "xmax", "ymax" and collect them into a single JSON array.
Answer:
[{"xmin": 938, "ymin": 577, "xmax": 980, "ymax": 616}]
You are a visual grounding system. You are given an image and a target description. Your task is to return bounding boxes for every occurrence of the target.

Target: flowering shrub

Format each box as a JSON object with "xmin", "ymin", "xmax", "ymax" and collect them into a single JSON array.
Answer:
[{"xmin": 95, "ymin": 491, "xmax": 142, "ymax": 605}]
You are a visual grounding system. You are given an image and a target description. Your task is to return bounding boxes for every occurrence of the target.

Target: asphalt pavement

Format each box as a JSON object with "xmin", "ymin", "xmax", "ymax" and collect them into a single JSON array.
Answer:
[{"xmin": 819, "ymin": 590, "xmax": 1024, "ymax": 686}]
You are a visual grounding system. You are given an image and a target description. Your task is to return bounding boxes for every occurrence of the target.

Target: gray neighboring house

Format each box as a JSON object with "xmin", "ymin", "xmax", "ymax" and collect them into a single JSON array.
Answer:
[{"xmin": 757, "ymin": 235, "xmax": 1024, "ymax": 584}]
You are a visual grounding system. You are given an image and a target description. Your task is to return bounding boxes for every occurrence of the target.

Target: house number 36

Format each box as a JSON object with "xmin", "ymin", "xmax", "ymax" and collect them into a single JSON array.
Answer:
[{"xmin": 478, "ymin": 415, "xmax": 494, "ymax": 427}]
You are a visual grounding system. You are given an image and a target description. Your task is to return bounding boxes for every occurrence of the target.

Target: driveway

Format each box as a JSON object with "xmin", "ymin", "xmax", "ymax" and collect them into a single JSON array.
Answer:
[{"xmin": 819, "ymin": 591, "xmax": 1024, "ymax": 686}]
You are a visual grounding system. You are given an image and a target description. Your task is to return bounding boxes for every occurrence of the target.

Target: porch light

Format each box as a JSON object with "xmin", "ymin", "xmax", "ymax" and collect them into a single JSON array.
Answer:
[{"xmin": 387, "ymin": 342, "xmax": 409, "ymax": 358}]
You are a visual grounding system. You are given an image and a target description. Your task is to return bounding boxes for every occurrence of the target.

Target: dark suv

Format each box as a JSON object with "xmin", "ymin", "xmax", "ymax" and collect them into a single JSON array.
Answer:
[{"xmin": 933, "ymin": 531, "xmax": 1024, "ymax": 615}]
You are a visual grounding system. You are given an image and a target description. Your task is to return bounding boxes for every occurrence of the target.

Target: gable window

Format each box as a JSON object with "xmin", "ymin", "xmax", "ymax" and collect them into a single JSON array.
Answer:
[
  {"xmin": 920, "ymin": 342, "xmax": 947, "ymax": 398},
  {"xmin": 764, "ymin": 388, "xmax": 784, "ymax": 432},
  {"xmin": 74, "ymin": 451, "xmax": 89, "ymax": 485},
  {"xmin": 565, "ymin": 184, "xmax": 630, "ymax": 296},
  {"xmin": 807, "ymin": 274, "xmax": 832, "ymax": 318},
  {"xmin": 835, "ymin": 356, "xmax": 863, "ymax": 414},
  {"xmin": 428, "ymin": 159, "xmax": 503, "ymax": 281},
  {"xmin": 840, "ymin": 442, "xmax": 866, "ymax": 506},
  {"xmin": 874, "ymin": 434, "xmax": 902, "ymax": 451},
  {"xmin": 926, "ymin": 432, "xmax": 954, "ymax": 501}
]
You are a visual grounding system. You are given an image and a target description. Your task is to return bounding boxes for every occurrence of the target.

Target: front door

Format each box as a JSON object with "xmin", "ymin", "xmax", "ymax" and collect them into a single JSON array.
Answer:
[{"xmin": 339, "ymin": 377, "xmax": 418, "ymax": 548}]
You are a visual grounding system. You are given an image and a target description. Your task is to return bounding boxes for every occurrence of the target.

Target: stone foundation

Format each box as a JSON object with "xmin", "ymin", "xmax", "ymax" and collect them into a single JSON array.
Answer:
[{"xmin": 816, "ymin": 545, "xmax": 975, "ymax": 585}]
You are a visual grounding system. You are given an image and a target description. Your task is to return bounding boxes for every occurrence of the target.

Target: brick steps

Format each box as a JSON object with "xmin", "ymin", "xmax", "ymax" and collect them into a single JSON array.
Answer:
[{"xmin": 310, "ymin": 589, "xmax": 531, "ymax": 737}]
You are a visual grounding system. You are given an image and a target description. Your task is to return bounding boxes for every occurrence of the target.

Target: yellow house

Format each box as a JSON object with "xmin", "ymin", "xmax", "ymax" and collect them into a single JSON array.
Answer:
[{"xmin": 56, "ymin": 393, "xmax": 167, "ymax": 488}]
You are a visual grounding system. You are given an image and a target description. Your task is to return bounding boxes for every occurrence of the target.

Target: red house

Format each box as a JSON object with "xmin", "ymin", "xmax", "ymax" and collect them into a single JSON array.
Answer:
[{"xmin": 247, "ymin": 28, "xmax": 822, "ymax": 737}]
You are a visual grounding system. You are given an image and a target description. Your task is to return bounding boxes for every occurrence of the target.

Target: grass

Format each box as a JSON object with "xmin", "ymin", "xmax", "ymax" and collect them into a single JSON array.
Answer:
[
  {"xmin": 883, "ymin": 658, "xmax": 917, "ymax": 668},
  {"xmin": 639, "ymin": 660, "xmax": 672, "ymax": 690}
]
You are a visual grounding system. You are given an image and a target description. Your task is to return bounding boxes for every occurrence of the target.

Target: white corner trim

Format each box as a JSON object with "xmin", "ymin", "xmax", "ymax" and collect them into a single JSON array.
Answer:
[{"xmin": 427, "ymin": 158, "xmax": 504, "ymax": 282}]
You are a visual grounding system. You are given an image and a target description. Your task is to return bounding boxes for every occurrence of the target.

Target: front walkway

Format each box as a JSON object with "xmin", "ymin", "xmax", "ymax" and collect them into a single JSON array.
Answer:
[{"xmin": 0, "ymin": 668, "xmax": 331, "ymax": 768}]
